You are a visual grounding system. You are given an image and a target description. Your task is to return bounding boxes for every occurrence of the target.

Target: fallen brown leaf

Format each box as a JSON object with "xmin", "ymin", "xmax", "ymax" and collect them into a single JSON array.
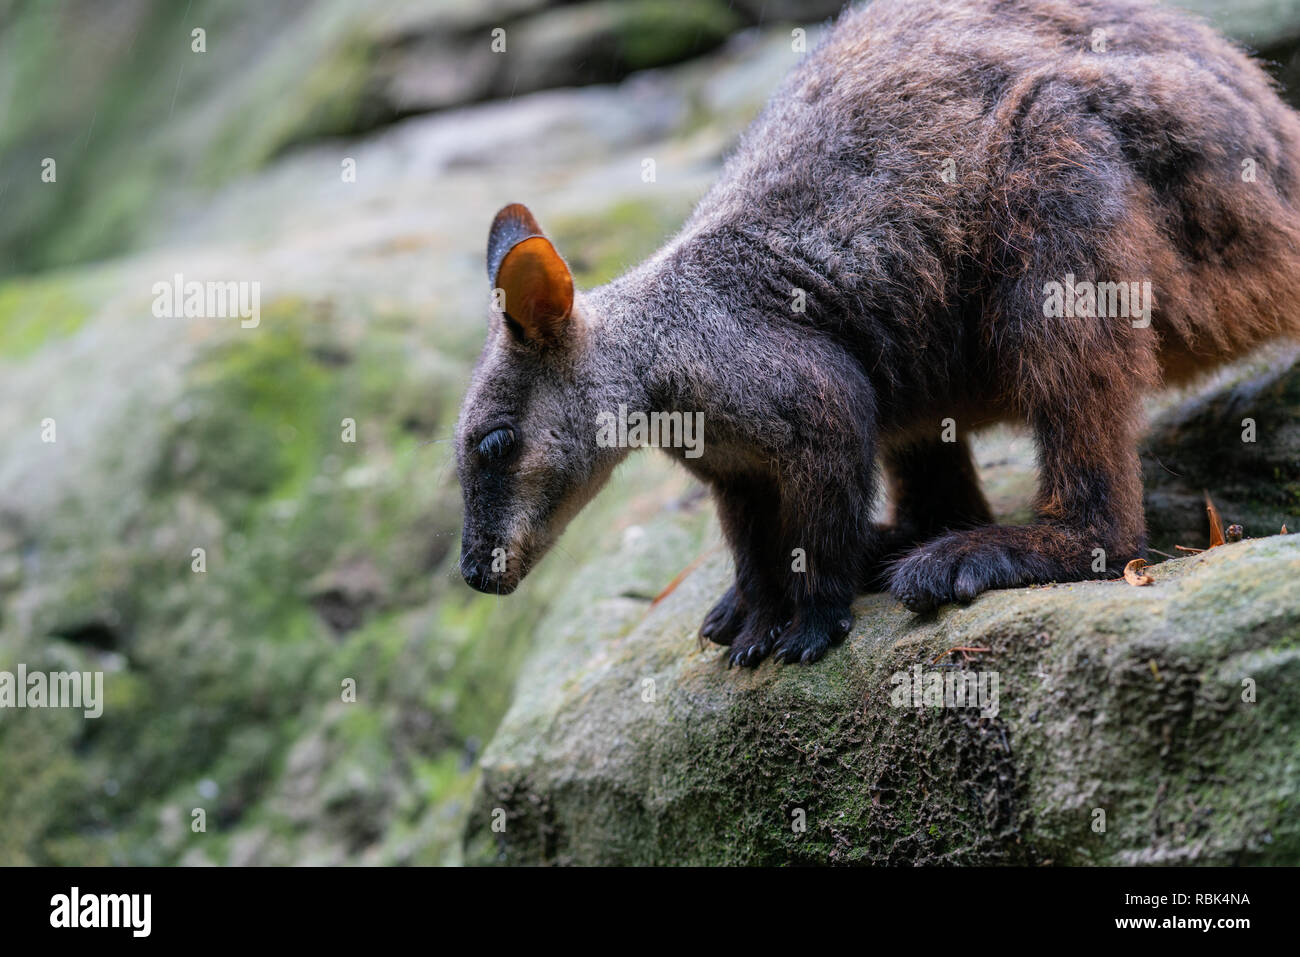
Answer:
[
  {"xmin": 1123, "ymin": 558, "xmax": 1154, "ymax": 586},
  {"xmin": 1173, "ymin": 491, "xmax": 1229, "ymax": 554},
  {"xmin": 1204, "ymin": 491, "xmax": 1225, "ymax": 548}
]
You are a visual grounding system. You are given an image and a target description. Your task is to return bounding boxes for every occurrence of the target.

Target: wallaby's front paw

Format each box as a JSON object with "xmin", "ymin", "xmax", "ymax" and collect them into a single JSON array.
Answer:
[
  {"xmin": 700, "ymin": 584, "xmax": 747, "ymax": 646},
  {"xmin": 771, "ymin": 605, "xmax": 853, "ymax": 664},
  {"xmin": 727, "ymin": 619, "xmax": 783, "ymax": 668},
  {"xmin": 889, "ymin": 530, "xmax": 1059, "ymax": 613}
]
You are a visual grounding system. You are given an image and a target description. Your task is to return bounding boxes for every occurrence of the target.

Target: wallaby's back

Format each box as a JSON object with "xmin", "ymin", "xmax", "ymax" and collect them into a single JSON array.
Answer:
[{"xmin": 680, "ymin": 0, "xmax": 1300, "ymax": 418}]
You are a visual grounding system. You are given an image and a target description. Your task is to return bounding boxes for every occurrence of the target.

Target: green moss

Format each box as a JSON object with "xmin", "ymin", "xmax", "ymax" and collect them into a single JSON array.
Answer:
[
  {"xmin": 0, "ymin": 1, "xmax": 393, "ymax": 277},
  {"xmin": 0, "ymin": 272, "xmax": 96, "ymax": 358},
  {"xmin": 200, "ymin": 31, "xmax": 379, "ymax": 180},
  {"xmin": 611, "ymin": 0, "xmax": 744, "ymax": 73}
]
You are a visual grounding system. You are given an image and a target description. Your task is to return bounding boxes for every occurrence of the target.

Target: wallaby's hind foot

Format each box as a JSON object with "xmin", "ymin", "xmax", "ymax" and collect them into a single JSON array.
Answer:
[{"xmin": 861, "ymin": 436, "xmax": 996, "ymax": 591}]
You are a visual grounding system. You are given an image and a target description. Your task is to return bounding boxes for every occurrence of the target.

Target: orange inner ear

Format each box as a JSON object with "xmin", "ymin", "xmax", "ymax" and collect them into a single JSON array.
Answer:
[{"xmin": 495, "ymin": 236, "xmax": 574, "ymax": 343}]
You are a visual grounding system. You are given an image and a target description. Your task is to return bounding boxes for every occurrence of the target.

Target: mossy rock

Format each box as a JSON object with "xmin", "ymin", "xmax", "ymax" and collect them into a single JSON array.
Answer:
[
  {"xmin": 0, "ymin": 295, "xmax": 511, "ymax": 865},
  {"xmin": 466, "ymin": 525, "xmax": 1299, "ymax": 865}
]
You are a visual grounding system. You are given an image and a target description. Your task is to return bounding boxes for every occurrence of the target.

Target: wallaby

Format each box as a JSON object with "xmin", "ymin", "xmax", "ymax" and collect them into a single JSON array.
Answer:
[{"xmin": 456, "ymin": 0, "xmax": 1300, "ymax": 666}]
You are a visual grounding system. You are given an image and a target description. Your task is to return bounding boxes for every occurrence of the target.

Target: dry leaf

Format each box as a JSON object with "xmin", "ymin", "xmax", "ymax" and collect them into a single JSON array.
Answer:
[
  {"xmin": 1204, "ymin": 491, "xmax": 1225, "ymax": 548},
  {"xmin": 1123, "ymin": 558, "xmax": 1154, "ymax": 586},
  {"xmin": 1174, "ymin": 491, "xmax": 1230, "ymax": 554}
]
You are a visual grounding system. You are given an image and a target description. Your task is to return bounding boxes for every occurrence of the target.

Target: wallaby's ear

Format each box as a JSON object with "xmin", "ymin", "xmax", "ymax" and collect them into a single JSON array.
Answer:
[{"xmin": 486, "ymin": 203, "xmax": 574, "ymax": 345}]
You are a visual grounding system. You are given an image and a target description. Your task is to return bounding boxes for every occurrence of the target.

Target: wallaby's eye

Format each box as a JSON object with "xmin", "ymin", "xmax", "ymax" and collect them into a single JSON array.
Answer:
[{"xmin": 476, "ymin": 426, "xmax": 516, "ymax": 462}]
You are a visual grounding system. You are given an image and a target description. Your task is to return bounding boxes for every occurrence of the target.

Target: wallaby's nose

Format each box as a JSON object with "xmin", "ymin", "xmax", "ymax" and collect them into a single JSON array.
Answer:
[{"xmin": 460, "ymin": 557, "xmax": 491, "ymax": 592}]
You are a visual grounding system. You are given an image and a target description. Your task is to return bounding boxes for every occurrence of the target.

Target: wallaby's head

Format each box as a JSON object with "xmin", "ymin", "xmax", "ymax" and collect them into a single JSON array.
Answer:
[{"xmin": 455, "ymin": 203, "xmax": 624, "ymax": 594}]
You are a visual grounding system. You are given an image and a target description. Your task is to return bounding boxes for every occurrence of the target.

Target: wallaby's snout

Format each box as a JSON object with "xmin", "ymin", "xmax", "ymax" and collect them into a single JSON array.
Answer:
[
  {"xmin": 456, "ymin": 421, "xmax": 533, "ymax": 596},
  {"xmin": 458, "ymin": 551, "xmax": 516, "ymax": 595}
]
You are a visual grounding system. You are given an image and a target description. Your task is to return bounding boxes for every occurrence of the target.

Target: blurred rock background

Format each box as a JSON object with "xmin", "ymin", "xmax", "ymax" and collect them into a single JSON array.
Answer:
[{"xmin": 0, "ymin": 0, "xmax": 1296, "ymax": 865}]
